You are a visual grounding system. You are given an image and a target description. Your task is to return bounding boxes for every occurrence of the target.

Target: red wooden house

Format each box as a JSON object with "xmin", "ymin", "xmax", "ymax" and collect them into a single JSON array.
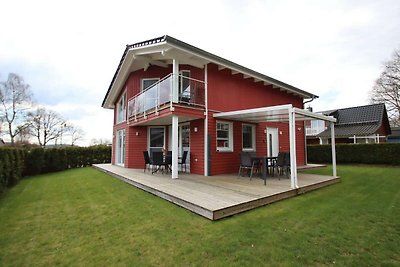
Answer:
[{"xmin": 102, "ymin": 35, "xmax": 337, "ymax": 188}]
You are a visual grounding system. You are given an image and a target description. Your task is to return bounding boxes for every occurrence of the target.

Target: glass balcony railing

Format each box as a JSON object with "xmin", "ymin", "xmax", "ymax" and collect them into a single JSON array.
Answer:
[{"xmin": 128, "ymin": 74, "xmax": 205, "ymax": 119}]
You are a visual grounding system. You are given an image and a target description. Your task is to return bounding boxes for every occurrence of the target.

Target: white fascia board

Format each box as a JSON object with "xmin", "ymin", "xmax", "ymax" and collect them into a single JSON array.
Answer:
[
  {"xmin": 130, "ymin": 42, "xmax": 169, "ymax": 55},
  {"xmin": 213, "ymin": 104, "xmax": 293, "ymax": 119},
  {"xmin": 104, "ymin": 43, "xmax": 170, "ymax": 108},
  {"xmin": 103, "ymin": 50, "xmax": 135, "ymax": 108},
  {"xmin": 293, "ymin": 107, "xmax": 337, "ymax": 122}
]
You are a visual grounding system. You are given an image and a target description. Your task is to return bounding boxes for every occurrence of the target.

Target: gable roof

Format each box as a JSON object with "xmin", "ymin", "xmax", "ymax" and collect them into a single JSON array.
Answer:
[
  {"xmin": 317, "ymin": 103, "xmax": 391, "ymax": 138},
  {"xmin": 102, "ymin": 35, "xmax": 318, "ymax": 109}
]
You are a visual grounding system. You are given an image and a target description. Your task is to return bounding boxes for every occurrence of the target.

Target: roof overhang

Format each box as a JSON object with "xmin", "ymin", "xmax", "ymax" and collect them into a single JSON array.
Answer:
[
  {"xmin": 213, "ymin": 104, "xmax": 337, "ymax": 123},
  {"xmin": 102, "ymin": 35, "xmax": 319, "ymax": 109}
]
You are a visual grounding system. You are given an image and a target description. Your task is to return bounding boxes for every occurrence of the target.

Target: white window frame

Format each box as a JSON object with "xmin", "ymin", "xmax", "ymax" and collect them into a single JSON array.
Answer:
[
  {"xmin": 116, "ymin": 91, "xmax": 126, "ymax": 124},
  {"xmin": 141, "ymin": 78, "xmax": 160, "ymax": 92},
  {"xmin": 216, "ymin": 121, "xmax": 233, "ymax": 152},
  {"xmin": 242, "ymin": 123, "xmax": 256, "ymax": 151},
  {"xmin": 147, "ymin": 126, "xmax": 166, "ymax": 155}
]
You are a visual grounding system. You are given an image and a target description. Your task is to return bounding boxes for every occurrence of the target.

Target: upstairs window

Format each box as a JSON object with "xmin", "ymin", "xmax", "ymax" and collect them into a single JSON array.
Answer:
[
  {"xmin": 141, "ymin": 78, "xmax": 159, "ymax": 92},
  {"xmin": 242, "ymin": 124, "xmax": 256, "ymax": 151},
  {"xmin": 216, "ymin": 121, "xmax": 233, "ymax": 152},
  {"xmin": 116, "ymin": 92, "xmax": 126, "ymax": 123}
]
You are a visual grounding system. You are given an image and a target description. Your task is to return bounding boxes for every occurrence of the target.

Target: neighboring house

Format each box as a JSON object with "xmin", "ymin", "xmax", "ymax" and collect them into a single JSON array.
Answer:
[
  {"xmin": 387, "ymin": 127, "xmax": 400, "ymax": 143},
  {"xmin": 102, "ymin": 35, "xmax": 335, "ymax": 181},
  {"xmin": 306, "ymin": 103, "xmax": 391, "ymax": 144}
]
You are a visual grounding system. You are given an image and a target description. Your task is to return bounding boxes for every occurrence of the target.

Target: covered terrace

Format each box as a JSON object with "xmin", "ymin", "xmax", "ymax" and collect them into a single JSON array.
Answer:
[{"xmin": 213, "ymin": 104, "xmax": 338, "ymax": 189}]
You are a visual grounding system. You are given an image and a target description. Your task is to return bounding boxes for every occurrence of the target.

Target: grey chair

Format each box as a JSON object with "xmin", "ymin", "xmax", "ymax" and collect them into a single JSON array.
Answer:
[
  {"xmin": 143, "ymin": 151, "xmax": 152, "ymax": 172},
  {"xmin": 238, "ymin": 152, "xmax": 258, "ymax": 179},
  {"xmin": 274, "ymin": 152, "xmax": 290, "ymax": 179},
  {"xmin": 179, "ymin": 151, "xmax": 189, "ymax": 173},
  {"xmin": 151, "ymin": 152, "xmax": 166, "ymax": 174}
]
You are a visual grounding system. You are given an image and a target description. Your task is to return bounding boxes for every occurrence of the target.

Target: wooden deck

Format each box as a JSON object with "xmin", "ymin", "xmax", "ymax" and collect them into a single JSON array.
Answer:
[{"xmin": 93, "ymin": 164, "xmax": 340, "ymax": 220}]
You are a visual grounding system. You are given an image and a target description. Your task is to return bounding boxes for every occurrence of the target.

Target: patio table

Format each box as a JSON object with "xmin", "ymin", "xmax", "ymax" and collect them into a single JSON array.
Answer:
[{"xmin": 251, "ymin": 156, "xmax": 277, "ymax": 185}]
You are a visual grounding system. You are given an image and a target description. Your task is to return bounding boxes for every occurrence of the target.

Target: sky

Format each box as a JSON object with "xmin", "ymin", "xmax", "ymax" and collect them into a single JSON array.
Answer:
[{"xmin": 1, "ymin": 0, "xmax": 399, "ymax": 146}]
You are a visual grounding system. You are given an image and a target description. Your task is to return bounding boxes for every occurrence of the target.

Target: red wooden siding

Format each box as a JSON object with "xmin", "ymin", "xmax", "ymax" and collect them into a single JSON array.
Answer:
[
  {"xmin": 189, "ymin": 119, "xmax": 205, "ymax": 175},
  {"xmin": 125, "ymin": 126, "xmax": 147, "ymax": 168},
  {"xmin": 207, "ymin": 63, "xmax": 303, "ymax": 112},
  {"xmin": 111, "ymin": 63, "xmax": 308, "ymax": 174}
]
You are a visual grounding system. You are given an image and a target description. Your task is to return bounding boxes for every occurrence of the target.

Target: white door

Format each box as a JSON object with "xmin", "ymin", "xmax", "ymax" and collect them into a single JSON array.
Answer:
[
  {"xmin": 148, "ymin": 127, "xmax": 165, "ymax": 158},
  {"xmin": 266, "ymin": 128, "xmax": 279, "ymax": 157},
  {"xmin": 116, "ymin": 129, "xmax": 125, "ymax": 166}
]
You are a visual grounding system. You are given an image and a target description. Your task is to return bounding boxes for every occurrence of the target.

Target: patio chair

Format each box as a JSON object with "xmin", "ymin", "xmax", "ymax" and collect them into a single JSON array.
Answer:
[
  {"xmin": 273, "ymin": 152, "xmax": 290, "ymax": 179},
  {"xmin": 238, "ymin": 152, "xmax": 258, "ymax": 179},
  {"xmin": 143, "ymin": 151, "xmax": 152, "ymax": 172},
  {"xmin": 151, "ymin": 151, "xmax": 166, "ymax": 174},
  {"xmin": 164, "ymin": 151, "xmax": 172, "ymax": 173},
  {"xmin": 179, "ymin": 151, "xmax": 189, "ymax": 173}
]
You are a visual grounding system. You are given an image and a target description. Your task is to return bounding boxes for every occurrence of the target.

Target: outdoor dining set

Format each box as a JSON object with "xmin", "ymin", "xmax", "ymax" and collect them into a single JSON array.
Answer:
[
  {"xmin": 143, "ymin": 151, "xmax": 189, "ymax": 174},
  {"xmin": 238, "ymin": 152, "xmax": 291, "ymax": 185}
]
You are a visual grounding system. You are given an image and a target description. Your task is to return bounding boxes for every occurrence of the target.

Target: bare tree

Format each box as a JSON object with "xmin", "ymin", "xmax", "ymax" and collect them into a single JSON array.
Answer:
[
  {"xmin": 90, "ymin": 138, "xmax": 111, "ymax": 146},
  {"xmin": 27, "ymin": 107, "xmax": 67, "ymax": 148},
  {"xmin": 16, "ymin": 125, "xmax": 31, "ymax": 144},
  {"xmin": 66, "ymin": 125, "xmax": 85, "ymax": 146},
  {"xmin": 370, "ymin": 48, "xmax": 400, "ymax": 126},
  {"xmin": 0, "ymin": 73, "xmax": 33, "ymax": 145}
]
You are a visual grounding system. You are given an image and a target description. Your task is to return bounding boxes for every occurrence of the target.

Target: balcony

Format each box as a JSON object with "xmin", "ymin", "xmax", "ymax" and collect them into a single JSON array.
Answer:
[
  {"xmin": 128, "ymin": 74, "xmax": 205, "ymax": 120},
  {"xmin": 306, "ymin": 126, "xmax": 326, "ymax": 136}
]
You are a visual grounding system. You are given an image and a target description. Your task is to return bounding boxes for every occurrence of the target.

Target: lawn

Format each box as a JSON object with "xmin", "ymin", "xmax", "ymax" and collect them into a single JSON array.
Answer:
[{"xmin": 0, "ymin": 165, "xmax": 399, "ymax": 266}]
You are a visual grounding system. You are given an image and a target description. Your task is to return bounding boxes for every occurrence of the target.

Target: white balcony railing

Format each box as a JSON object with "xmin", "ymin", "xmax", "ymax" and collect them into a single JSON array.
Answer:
[
  {"xmin": 306, "ymin": 127, "xmax": 326, "ymax": 136},
  {"xmin": 128, "ymin": 74, "xmax": 205, "ymax": 119}
]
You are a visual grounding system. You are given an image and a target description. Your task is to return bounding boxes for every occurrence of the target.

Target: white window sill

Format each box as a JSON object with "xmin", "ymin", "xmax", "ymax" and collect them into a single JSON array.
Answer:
[{"xmin": 216, "ymin": 149, "xmax": 233, "ymax": 153}]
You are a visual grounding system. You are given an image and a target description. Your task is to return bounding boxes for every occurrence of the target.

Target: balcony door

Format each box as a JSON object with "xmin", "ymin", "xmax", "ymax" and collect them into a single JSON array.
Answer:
[
  {"xmin": 148, "ymin": 127, "xmax": 165, "ymax": 158},
  {"xmin": 179, "ymin": 70, "xmax": 191, "ymax": 103}
]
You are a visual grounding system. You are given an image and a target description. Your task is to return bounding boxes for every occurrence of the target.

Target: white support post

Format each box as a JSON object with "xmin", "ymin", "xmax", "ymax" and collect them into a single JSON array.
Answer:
[
  {"xmin": 288, "ymin": 107, "xmax": 298, "ymax": 189},
  {"xmin": 330, "ymin": 122, "xmax": 337, "ymax": 177},
  {"xmin": 172, "ymin": 115, "xmax": 179, "ymax": 179},
  {"xmin": 204, "ymin": 64, "xmax": 209, "ymax": 176},
  {"xmin": 172, "ymin": 59, "xmax": 179, "ymax": 104}
]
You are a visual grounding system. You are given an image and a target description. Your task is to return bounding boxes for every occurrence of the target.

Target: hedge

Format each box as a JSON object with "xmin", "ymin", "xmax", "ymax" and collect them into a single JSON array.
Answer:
[
  {"xmin": 0, "ymin": 145, "xmax": 111, "ymax": 194},
  {"xmin": 307, "ymin": 143, "xmax": 400, "ymax": 165},
  {"xmin": 0, "ymin": 148, "xmax": 25, "ymax": 193}
]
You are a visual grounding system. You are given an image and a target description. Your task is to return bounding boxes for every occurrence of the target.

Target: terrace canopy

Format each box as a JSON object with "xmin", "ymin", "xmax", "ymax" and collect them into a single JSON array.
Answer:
[{"xmin": 213, "ymin": 104, "xmax": 338, "ymax": 189}]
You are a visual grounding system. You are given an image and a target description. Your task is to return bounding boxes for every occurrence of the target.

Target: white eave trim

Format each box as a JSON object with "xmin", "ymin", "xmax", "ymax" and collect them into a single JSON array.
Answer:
[{"xmin": 213, "ymin": 104, "xmax": 337, "ymax": 123}]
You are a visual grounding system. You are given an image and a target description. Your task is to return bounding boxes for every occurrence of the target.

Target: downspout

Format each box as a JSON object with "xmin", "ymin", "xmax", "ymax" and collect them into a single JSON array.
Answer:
[{"xmin": 303, "ymin": 95, "xmax": 317, "ymax": 165}]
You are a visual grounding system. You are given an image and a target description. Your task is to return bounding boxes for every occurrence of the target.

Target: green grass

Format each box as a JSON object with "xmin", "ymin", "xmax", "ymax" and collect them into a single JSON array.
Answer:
[{"xmin": 0, "ymin": 166, "xmax": 399, "ymax": 266}]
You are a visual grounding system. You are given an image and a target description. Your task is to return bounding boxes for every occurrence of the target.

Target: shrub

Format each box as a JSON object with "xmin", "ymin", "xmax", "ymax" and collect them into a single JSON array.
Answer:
[
  {"xmin": 0, "ymin": 148, "xmax": 25, "ymax": 191},
  {"xmin": 24, "ymin": 148, "xmax": 45, "ymax": 176},
  {"xmin": 307, "ymin": 143, "xmax": 400, "ymax": 165},
  {"xmin": 0, "ymin": 145, "xmax": 111, "ymax": 195}
]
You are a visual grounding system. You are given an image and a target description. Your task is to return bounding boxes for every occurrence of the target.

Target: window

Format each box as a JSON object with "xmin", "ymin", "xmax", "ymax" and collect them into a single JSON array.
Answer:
[
  {"xmin": 141, "ymin": 78, "xmax": 159, "ymax": 92},
  {"xmin": 116, "ymin": 92, "xmax": 126, "ymax": 123},
  {"xmin": 242, "ymin": 124, "xmax": 255, "ymax": 151},
  {"xmin": 216, "ymin": 121, "xmax": 233, "ymax": 151},
  {"xmin": 148, "ymin": 127, "xmax": 165, "ymax": 158}
]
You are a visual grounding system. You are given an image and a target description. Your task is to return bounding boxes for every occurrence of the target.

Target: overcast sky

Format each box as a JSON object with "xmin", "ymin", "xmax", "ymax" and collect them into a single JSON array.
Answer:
[{"xmin": 1, "ymin": 0, "xmax": 399, "ymax": 145}]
